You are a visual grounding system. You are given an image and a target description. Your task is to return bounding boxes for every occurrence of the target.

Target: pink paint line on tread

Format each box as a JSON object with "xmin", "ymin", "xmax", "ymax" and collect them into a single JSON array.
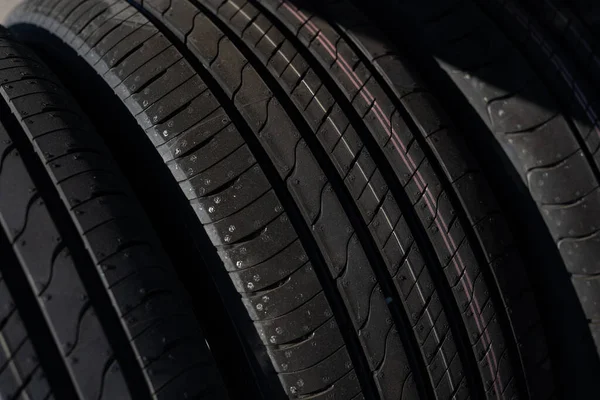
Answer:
[{"xmin": 279, "ymin": 2, "xmax": 505, "ymax": 397}]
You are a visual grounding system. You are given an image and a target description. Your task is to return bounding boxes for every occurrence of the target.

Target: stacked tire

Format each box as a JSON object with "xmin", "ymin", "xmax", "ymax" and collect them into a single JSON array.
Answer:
[
  {"xmin": 0, "ymin": 0, "xmax": 596, "ymax": 399},
  {"xmin": 0, "ymin": 25, "xmax": 225, "ymax": 400}
]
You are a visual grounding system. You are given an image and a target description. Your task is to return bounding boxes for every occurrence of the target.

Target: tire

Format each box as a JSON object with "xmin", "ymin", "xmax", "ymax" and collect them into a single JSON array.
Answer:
[
  {"xmin": 8, "ymin": 0, "xmax": 552, "ymax": 399},
  {"xmin": 524, "ymin": 0, "xmax": 600, "ymax": 92},
  {"xmin": 341, "ymin": 0, "xmax": 600, "ymax": 397},
  {"xmin": 0, "ymin": 26, "xmax": 226, "ymax": 400}
]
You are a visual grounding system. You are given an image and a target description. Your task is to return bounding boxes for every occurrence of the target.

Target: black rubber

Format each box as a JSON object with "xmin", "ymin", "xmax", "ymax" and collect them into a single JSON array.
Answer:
[
  {"xmin": 7, "ymin": 0, "xmax": 555, "ymax": 399},
  {"xmin": 0, "ymin": 26, "xmax": 226, "ymax": 400},
  {"xmin": 523, "ymin": 0, "xmax": 600, "ymax": 94},
  {"xmin": 335, "ymin": 0, "xmax": 600, "ymax": 397}
]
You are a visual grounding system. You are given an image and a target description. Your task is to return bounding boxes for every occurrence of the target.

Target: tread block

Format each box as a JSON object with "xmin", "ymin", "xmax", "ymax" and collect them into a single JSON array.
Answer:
[
  {"xmin": 100, "ymin": 243, "xmax": 160, "ymax": 287},
  {"xmin": 0, "ymin": 147, "xmax": 38, "ymax": 239},
  {"xmin": 157, "ymin": 107, "xmax": 229, "ymax": 163},
  {"xmin": 279, "ymin": 346, "xmax": 352, "ymax": 397},
  {"xmin": 205, "ymin": 189, "xmax": 282, "ymax": 245},
  {"xmin": 47, "ymin": 151, "xmax": 115, "ymax": 183},
  {"xmin": 72, "ymin": 194, "xmax": 133, "ymax": 233},
  {"xmin": 146, "ymin": 89, "xmax": 223, "ymax": 147},
  {"xmin": 12, "ymin": 199, "xmax": 60, "ymax": 294},
  {"xmin": 154, "ymin": 365, "xmax": 221, "ymax": 400},
  {"xmin": 33, "ymin": 128, "xmax": 104, "ymax": 161},
  {"xmin": 193, "ymin": 163, "xmax": 270, "ymax": 223},
  {"xmin": 488, "ymin": 81, "xmax": 557, "ymax": 134},
  {"xmin": 74, "ymin": 3, "xmax": 130, "ymax": 51},
  {"xmin": 358, "ymin": 285, "xmax": 394, "ymax": 370},
  {"xmin": 125, "ymin": 58, "xmax": 195, "ymax": 114},
  {"xmin": 68, "ymin": 307, "xmax": 125, "ymax": 400},
  {"xmin": 84, "ymin": 217, "xmax": 151, "ymax": 262},
  {"xmin": 528, "ymin": 150, "xmax": 598, "ymax": 204},
  {"xmin": 110, "ymin": 267, "xmax": 174, "ymax": 316},
  {"xmin": 558, "ymin": 229, "xmax": 600, "ymax": 275},
  {"xmin": 144, "ymin": 341, "xmax": 212, "ymax": 392},
  {"xmin": 66, "ymin": 1, "xmax": 118, "ymax": 44},
  {"xmin": 106, "ymin": 33, "xmax": 171, "ymax": 88},
  {"xmin": 22, "ymin": 110, "xmax": 91, "ymax": 139},
  {"xmin": 167, "ymin": 124, "xmax": 244, "ymax": 181},
  {"xmin": 243, "ymin": 263, "xmax": 321, "ymax": 320},
  {"xmin": 313, "ymin": 185, "xmax": 354, "ymax": 277},
  {"xmin": 306, "ymin": 369, "xmax": 361, "ymax": 400},
  {"xmin": 543, "ymin": 188, "xmax": 600, "ymax": 238},
  {"xmin": 252, "ymin": 97, "xmax": 300, "ymax": 176},
  {"xmin": 99, "ymin": 359, "xmax": 129, "ymax": 400},
  {"xmin": 100, "ymin": 24, "xmax": 159, "ymax": 72},
  {"xmin": 573, "ymin": 275, "xmax": 600, "ymax": 319},
  {"xmin": 218, "ymin": 213, "xmax": 297, "ymax": 270},
  {"xmin": 267, "ymin": 318, "xmax": 345, "ymax": 373},
  {"xmin": 373, "ymin": 330, "xmax": 412, "ymax": 399},
  {"xmin": 138, "ymin": 76, "xmax": 207, "ymax": 130},
  {"xmin": 116, "ymin": 46, "xmax": 181, "ymax": 99},
  {"xmin": 40, "ymin": 247, "xmax": 90, "ymax": 350},
  {"xmin": 229, "ymin": 239, "xmax": 306, "ymax": 292},
  {"xmin": 255, "ymin": 292, "xmax": 331, "ymax": 345},
  {"xmin": 133, "ymin": 314, "xmax": 201, "ymax": 367},
  {"xmin": 182, "ymin": 144, "xmax": 255, "ymax": 198},
  {"xmin": 163, "ymin": 0, "xmax": 199, "ymax": 42},
  {"xmin": 288, "ymin": 140, "xmax": 327, "ymax": 222},
  {"xmin": 59, "ymin": 170, "xmax": 125, "ymax": 208},
  {"xmin": 339, "ymin": 234, "xmax": 376, "ymax": 328},
  {"xmin": 89, "ymin": 14, "xmax": 147, "ymax": 63},
  {"xmin": 21, "ymin": 367, "xmax": 51, "ymax": 400}
]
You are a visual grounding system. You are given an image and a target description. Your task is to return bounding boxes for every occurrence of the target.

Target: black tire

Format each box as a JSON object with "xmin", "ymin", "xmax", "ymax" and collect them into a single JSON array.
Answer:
[
  {"xmin": 524, "ymin": 0, "xmax": 600, "ymax": 92},
  {"xmin": 0, "ymin": 26, "xmax": 226, "ymax": 400},
  {"xmin": 8, "ymin": 0, "xmax": 553, "ymax": 399},
  {"xmin": 340, "ymin": 0, "xmax": 600, "ymax": 397}
]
